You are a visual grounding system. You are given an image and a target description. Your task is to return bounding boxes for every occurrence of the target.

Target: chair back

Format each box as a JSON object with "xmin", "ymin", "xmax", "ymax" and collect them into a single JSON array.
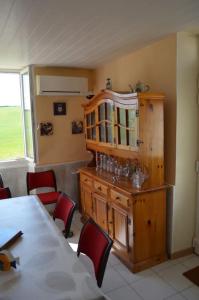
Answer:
[
  {"xmin": 77, "ymin": 218, "xmax": 113, "ymax": 287},
  {"xmin": 27, "ymin": 170, "xmax": 57, "ymax": 194},
  {"xmin": 0, "ymin": 187, "xmax": 11, "ymax": 200},
  {"xmin": 0, "ymin": 174, "xmax": 4, "ymax": 188},
  {"xmin": 53, "ymin": 193, "xmax": 76, "ymax": 238}
]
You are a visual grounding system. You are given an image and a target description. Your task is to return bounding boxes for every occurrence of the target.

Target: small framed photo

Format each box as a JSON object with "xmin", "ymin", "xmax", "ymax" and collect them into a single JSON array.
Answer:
[
  {"xmin": 40, "ymin": 122, "xmax": 53, "ymax": 136},
  {"xmin": 72, "ymin": 120, "xmax": 83, "ymax": 134},
  {"xmin": 53, "ymin": 102, "xmax": 66, "ymax": 115}
]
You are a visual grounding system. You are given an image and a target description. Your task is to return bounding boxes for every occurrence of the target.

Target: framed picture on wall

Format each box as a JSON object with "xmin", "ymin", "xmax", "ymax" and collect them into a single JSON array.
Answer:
[
  {"xmin": 72, "ymin": 121, "xmax": 83, "ymax": 134},
  {"xmin": 40, "ymin": 122, "xmax": 53, "ymax": 136},
  {"xmin": 53, "ymin": 102, "xmax": 66, "ymax": 115}
]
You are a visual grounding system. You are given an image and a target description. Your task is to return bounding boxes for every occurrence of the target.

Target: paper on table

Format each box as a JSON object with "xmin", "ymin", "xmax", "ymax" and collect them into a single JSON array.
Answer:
[{"xmin": 0, "ymin": 228, "xmax": 23, "ymax": 250}]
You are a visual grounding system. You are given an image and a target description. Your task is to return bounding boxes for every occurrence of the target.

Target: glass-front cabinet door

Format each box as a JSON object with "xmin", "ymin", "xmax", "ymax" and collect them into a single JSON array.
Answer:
[
  {"xmin": 115, "ymin": 102, "xmax": 138, "ymax": 151},
  {"xmin": 84, "ymin": 95, "xmax": 139, "ymax": 151},
  {"xmin": 98, "ymin": 100, "xmax": 114, "ymax": 146},
  {"xmin": 128, "ymin": 108, "xmax": 138, "ymax": 148},
  {"xmin": 85, "ymin": 109, "xmax": 96, "ymax": 142}
]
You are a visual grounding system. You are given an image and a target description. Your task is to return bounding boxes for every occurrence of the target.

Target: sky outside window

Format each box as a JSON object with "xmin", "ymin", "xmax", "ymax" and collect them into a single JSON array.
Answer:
[{"xmin": 0, "ymin": 73, "xmax": 21, "ymax": 106}]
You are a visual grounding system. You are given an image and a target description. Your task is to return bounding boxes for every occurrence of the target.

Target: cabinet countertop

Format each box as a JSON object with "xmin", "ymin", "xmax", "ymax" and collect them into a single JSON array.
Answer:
[{"xmin": 79, "ymin": 167, "xmax": 169, "ymax": 196}]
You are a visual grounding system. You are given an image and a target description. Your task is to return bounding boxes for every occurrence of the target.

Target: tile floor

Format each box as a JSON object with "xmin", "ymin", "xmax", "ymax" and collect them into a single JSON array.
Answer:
[{"xmin": 55, "ymin": 211, "xmax": 199, "ymax": 300}]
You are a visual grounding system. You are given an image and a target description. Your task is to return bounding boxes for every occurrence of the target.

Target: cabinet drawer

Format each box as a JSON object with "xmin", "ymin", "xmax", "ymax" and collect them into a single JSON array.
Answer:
[
  {"xmin": 110, "ymin": 189, "xmax": 130, "ymax": 208},
  {"xmin": 94, "ymin": 180, "xmax": 108, "ymax": 196},
  {"xmin": 80, "ymin": 174, "xmax": 92, "ymax": 187}
]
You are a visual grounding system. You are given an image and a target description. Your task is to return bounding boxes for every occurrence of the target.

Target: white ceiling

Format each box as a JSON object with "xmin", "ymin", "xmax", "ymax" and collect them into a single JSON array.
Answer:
[{"xmin": 0, "ymin": 0, "xmax": 199, "ymax": 69}]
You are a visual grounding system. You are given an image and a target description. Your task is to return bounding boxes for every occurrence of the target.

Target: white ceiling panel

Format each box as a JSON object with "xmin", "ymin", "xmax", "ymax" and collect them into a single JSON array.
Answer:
[{"xmin": 0, "ymin": 0, "xmax": 198, "ymax": 69}]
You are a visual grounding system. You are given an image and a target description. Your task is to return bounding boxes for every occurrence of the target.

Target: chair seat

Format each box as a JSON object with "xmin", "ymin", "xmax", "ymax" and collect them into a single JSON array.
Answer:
[{"xmin": 38, "ymin": 191, "xmax": 60, "ymax": 205}]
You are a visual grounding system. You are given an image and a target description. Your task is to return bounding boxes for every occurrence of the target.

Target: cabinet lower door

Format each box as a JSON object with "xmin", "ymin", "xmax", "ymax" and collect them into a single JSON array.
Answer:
[
  {"xmin": 133, "ymin": 191, "xmax": 166, "ymax": 263},
  {"xmin": 93, "ymin": 193, "xmax": 108, "ymax": 232},
  {"xmin": 109, "ymin": 203, "xmax": 129, "ymax": 254},
  {"xmin": 80, "ymin": 184, "xmax": 94, "ymax": 219}
]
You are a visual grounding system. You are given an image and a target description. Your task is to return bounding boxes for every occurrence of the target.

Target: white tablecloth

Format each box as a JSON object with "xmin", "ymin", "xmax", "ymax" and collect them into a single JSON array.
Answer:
[{"xmin": 0, "ymin": 196, "xmax": 106, "ymax": 300}]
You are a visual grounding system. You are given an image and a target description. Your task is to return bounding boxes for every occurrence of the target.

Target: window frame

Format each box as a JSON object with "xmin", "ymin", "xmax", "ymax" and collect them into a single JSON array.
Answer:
[{"xmin": 20, "ymin": 66, "xmax": 37, "ymax": 162}]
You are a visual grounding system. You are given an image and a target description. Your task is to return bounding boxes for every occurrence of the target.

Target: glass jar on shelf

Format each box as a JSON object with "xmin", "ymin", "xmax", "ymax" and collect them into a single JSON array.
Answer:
[
  {"xmin": 117, "ymin": 164, "xmax": 123, "ymax": 179},
  {"xmin": 132, "ymin": 168, "xmax": 148, "ymax": 189},
  {"xmin": 99, "ymin": 153, "xmax": 103, "ymax": 170},
  {"xmin": 122, "ymin": 160, "xmax": 130, "ymax": 179},
  {"xmin": 109, "ymin": 157, "xmax": 114, "ymax": 173},
  {"xmin": 106, "ymin": 156, "xmax": 111, "ymax": 172},
  {"xmin": 113, "ymin": 160, "xmax": 118, "ymax": 176},
  {"xmin": 95, "ymin": 152, "xmax": 100, "ymax": 171},
  {"xmin": 102, "ymin": 154, "xmax": 107, "ymax": 171}
]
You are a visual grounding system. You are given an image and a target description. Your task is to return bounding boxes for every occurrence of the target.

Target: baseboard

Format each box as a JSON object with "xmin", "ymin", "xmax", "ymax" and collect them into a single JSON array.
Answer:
[{"xmin": 170, "ymin": 247, "xmax": 193, "ymax": 260}]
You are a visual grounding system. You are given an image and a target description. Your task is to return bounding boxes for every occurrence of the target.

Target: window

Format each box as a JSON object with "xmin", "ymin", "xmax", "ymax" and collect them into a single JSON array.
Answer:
[{"xmin": 0, "ymin": 70, "xmax": 34, "ymax": 161}]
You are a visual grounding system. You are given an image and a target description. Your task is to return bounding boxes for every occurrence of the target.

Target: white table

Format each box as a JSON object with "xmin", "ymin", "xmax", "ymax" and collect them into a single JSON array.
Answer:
[{"xmin": 0, "ymin": 196, "xmax": 107, "ymax": 300}]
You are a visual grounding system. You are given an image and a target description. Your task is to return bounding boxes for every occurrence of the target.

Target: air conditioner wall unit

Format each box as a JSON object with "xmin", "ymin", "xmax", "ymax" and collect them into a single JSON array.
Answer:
[{"xmin": 36, "ymin": 75, "xmax": 88, "ymax": 96}]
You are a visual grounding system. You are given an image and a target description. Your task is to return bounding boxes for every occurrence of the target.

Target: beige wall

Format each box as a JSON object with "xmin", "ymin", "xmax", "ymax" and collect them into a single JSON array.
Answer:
[
  {"xmin": 94, "ymin": 33, "xmax": 199, "ymax": 255},
  {"xmin": 94, "ymin": 34, "xmax": 177, "ymax": 184},
  {"xmin": 172, "ymin": 32, "xmax": 199, "ymax": 253},
  {"xmin": 34, "ymin": 67, "xmax": 94, "ymax": 165}
]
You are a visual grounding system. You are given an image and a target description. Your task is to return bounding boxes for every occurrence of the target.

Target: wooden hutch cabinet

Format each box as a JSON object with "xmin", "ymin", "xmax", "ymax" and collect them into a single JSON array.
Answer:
[{"xmin": 79, "ymin": 90, "xmax": 167, "ymax": 272}]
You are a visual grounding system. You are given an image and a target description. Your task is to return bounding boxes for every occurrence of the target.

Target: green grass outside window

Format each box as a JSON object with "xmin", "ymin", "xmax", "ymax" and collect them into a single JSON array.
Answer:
[{"xmin": 0, "ymin": 106, "xmax": 24, "ymax": 160}]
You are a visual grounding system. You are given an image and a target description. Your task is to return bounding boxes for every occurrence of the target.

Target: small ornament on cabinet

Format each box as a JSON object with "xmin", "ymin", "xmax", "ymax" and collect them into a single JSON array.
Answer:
[
  {"xmin": 129, "ymin": 81, "xmax": 150, "ymax": 93},
  {"xmin": 106, "ymin": 78, "xmax": 112, "ymax": 90}
]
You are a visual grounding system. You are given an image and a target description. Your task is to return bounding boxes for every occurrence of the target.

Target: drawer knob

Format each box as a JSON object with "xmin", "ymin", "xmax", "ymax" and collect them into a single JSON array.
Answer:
[
  {"xmin": 147, "ymin": 220, "xmax": 151, "ymax": 226},
  {"xmin": 116, "ymin": 196, "xmax": 120, "ymax": 200},
  {"xmin": 98, "ymin": 186, "xmax": 102, "ymax": 191}
]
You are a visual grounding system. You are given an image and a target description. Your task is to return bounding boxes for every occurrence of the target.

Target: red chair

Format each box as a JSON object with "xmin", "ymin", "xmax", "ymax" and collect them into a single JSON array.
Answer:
[
  {"xmin": 0, "ymin": 174, "xmax": 4, "ymax": 188},
  {"xmin": 77, "ymin": 218, "xmax": 113, "ymax": 287},
  {"xmin": 0, "ymin": 187, "xmax": 11, "ymax": 200},
  {"xmin": 26, "ymin": 170, "xmax": 60, "ymax": 205},
  {"xmin": 53, "ymin": 193, "xmax": 76, "ymax": 238}
]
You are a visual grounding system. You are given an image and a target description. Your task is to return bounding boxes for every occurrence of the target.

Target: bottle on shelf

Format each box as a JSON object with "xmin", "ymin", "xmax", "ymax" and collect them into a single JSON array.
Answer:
[
  {"xmin": 99, "ymin": 153, "xmax": 103, "ymax": 170},
  {"xmin": 95, "ymin": 152, "xmax": 100, "ymax": 171},
  {"xmin": 109, "ymin": 157, "xmax": 114, "ymax": 173},
  {"xmin": 123, "ymin": 160, "xmax": 130, "ymax": 178},
  {"xmin": 106, "ymin": 78, "xmax": 112, "ymax": 90},
  {"xmin": 106, "ymin": 156, "xmax": 110, "ymax": 172},
  {"xmin": 102, "ymin": 154, "xmax": 107, "ymax": 171},
  {"xmin": 131, "ymin": 167, "xmax": 148, "ymax": 189}
]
